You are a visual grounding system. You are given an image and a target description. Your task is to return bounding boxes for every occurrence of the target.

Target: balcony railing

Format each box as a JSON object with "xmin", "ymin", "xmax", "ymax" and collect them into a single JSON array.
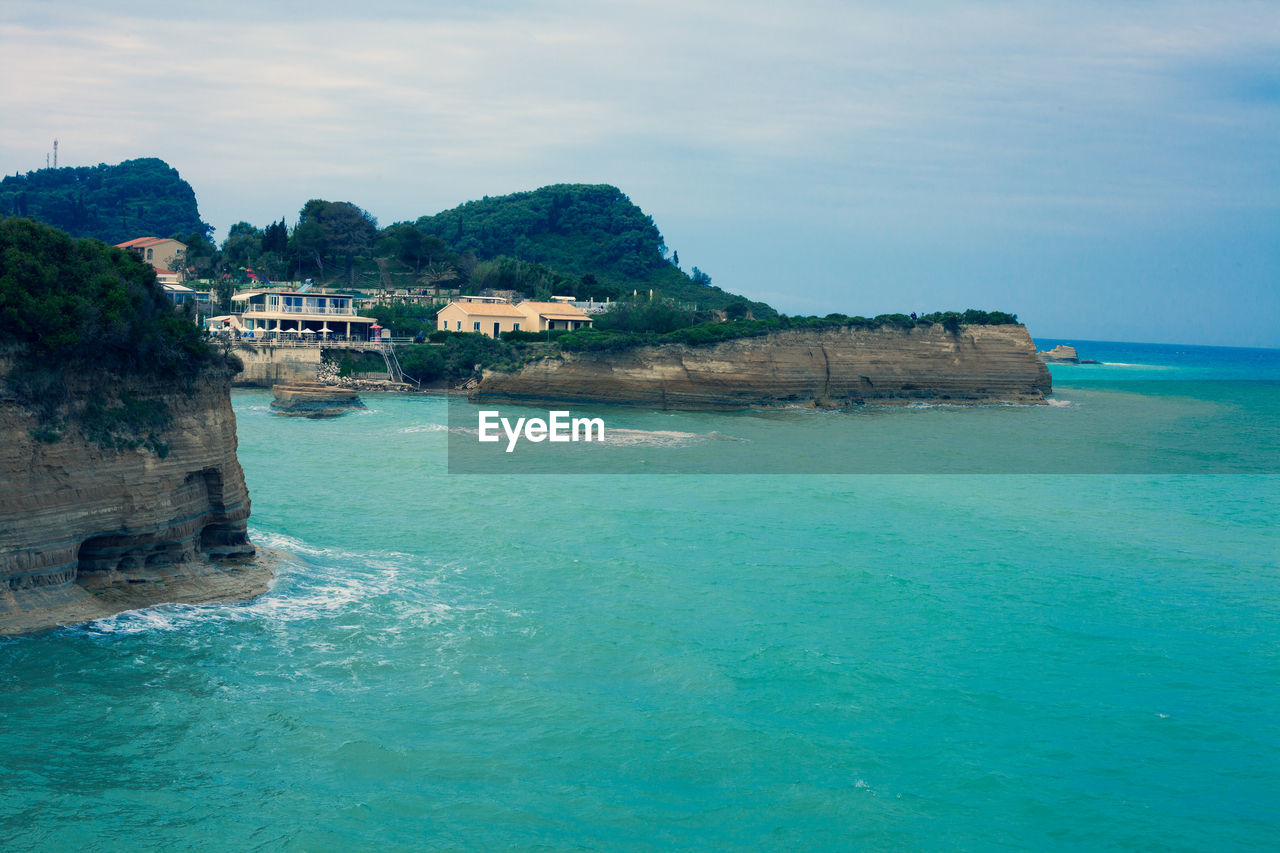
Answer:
[
  {"xmin": 215, "ymin": 335, "xmax": 392, "ymax": 349},
  {"xmin": 240, "ymin": 304, "xmax": 358, "ymax": 315}
]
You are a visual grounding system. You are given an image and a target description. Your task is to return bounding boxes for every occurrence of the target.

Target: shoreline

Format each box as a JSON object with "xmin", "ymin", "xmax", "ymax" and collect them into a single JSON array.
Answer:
[{"xmin": 0, "ymin": 547, "xmax": 284, "ymax": 637}]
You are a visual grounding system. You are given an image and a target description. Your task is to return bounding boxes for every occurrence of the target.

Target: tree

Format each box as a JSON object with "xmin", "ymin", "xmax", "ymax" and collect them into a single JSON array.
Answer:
[
  {"xmin": 377, "ymin": 223, "xmax": 448, "ymax": 275},
  {"xmin": 297, "ymin": 200, "xmax": 378, "ymax": 285},
  {"xmin": 724, "ymin": 298, "xmax": 750, "ymax": 320},
  {"xmin": 691, "ymin": 266, "xmax": 712, "ymax": 288},
  {"xmin": 289, "ymin": 218, "xmax": 327, "ymax": 280},
  {"xmin": 220, "ymin": 221, "xmax": 262, "ymax": 274},
  {"xmin": 178, "ymin": 231, "xmax": 219, "ymax": 281},
  {"xmin": 260, "ymin": 218, "xmax": 288, "ymax": 255}
]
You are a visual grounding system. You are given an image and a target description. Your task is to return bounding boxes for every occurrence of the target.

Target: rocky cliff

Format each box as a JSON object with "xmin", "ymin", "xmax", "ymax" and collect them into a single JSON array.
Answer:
[
  {"xmin": 0, "ymin": 363, "xmax": 268, "ymax": 635},
  {"xmin": 474, "ymin": 324, "xmax": 1051, "ymax": 409}
]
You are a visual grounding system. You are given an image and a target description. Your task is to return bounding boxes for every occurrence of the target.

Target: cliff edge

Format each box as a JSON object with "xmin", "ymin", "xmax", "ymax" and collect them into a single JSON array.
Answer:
[
  {"xmin": 473, "ymin": 324, "xmax": 1051, "ymax": 410},
  {"xmin": 0, "ymin": 363, "xmax": 268, "ymax": 634},
  {"xmin": 0, "ymin": 217, "xmax": 269, "ymax": 635}
]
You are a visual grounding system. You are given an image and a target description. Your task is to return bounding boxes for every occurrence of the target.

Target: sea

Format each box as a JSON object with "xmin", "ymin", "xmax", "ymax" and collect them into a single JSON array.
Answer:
[{"xmin": 2, "ymin": 339, "xmax": 1278, "ymax": 851}]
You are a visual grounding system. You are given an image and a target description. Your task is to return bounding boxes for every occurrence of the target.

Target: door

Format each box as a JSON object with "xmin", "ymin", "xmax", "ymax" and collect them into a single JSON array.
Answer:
[{"xmin": 494, "ymin": 322, "xmax": 501, "ymax": 338}]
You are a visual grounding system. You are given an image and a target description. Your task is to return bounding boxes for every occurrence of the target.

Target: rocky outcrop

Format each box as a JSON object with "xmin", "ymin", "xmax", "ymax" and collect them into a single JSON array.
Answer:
[
  {"xmin": 474, "ymin": 324, "xmax": 1051, "ymax": 409},
  {"xmin": 0, "ymin": 364, "xmax": 268, "ymax": 635},
  {"xmin": 1038, "ymin": 344, "xmax": 1099, "ymax": 365},
  {"xmin": 1038, "ymin": 344, "xmax": 1079, "ymax": 364},
  {"xmin": 270, "ymin": 382, "xmax": 365, "ymax": 418}
]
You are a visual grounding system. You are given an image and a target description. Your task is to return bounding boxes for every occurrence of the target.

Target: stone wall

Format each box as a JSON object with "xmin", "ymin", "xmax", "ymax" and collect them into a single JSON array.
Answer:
[{"xmin": 232, "ymin": 343, "xmax": 323, "ymax": 387}]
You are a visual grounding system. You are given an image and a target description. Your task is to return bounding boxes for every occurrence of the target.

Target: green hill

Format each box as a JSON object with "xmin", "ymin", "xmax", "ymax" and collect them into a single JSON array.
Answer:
[
  {"xmin": 0, "ymin": 158, "xmax": 211, "ymax": 244},
  {"xmin": 415, "ymin": 184, "xmax": 773, "ymax": 316}
]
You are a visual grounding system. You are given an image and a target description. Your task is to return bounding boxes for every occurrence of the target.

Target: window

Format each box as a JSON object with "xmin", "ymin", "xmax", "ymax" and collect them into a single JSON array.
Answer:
[
  {"xmin": 513, "ymin": 323, "xmax": 520, "ymax": 331},
  {"xmin": 456, "ymin": 321, "xmax": 461, "ymax": 331},
  {"xmin": 473, "ymin": 321, "xmax": 481, "ymax": 332},
  {"xmin": 146, "ymin": 248, "xmax": 153, "ymax": 260}
]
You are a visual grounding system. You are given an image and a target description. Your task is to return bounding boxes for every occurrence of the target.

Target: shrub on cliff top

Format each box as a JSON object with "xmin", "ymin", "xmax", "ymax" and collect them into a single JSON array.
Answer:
[
  {"xmin": 556, "ymin": 309, "xmax": 1021, "ymax": 353},
  {"xmin": 0, "ymin": 217, "xmax": 220, "ymax": 378},
  {"xmin": 1, "ymin": 217, "xmax": 230, "ymax": 449}
]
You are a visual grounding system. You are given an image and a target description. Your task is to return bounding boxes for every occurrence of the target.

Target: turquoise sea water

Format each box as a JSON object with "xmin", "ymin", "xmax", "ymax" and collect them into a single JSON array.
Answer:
[{"xmin": 2, "ymin": 340, "xmax": 1279, "ymax": 850}]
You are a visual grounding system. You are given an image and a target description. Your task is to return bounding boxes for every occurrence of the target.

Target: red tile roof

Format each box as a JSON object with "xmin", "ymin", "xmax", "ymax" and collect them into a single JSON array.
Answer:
[{"xmin": 115, "ymin": 236, "xmax": 181, "ymax": 249}]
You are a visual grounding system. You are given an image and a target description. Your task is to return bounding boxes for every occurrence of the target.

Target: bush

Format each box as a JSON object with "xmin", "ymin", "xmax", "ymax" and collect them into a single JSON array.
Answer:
[
  {"xmin": 595, "ymin": 298, "xmax": 697, "ymax": 334},
  {"xmin": 500, "ymin": 329, "xmax": 573, "ymax": 343},
  {"xmin": 0, "ymin": 217, "xmax": 220, "ymax": 377},
  {"xmin": 363, "ymin": 300, "xmax": 441, "ymax": 338},
  {"xmin": 397, "ymin": 344, "xmax": 446, "ymax": 382},
  {"xmin": 556, "ymin": 308, "xmax": 1022, "ymax": 354},
  {"xmin": 0, "ymin": 218, "xmax": 232, "ymax": 448}
]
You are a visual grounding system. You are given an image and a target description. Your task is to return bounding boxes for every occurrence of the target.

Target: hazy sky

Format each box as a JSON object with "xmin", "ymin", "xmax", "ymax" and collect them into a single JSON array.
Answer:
[{"xmin": 3, "ymin": 0, "xmax": 1277, "ymax": 346}]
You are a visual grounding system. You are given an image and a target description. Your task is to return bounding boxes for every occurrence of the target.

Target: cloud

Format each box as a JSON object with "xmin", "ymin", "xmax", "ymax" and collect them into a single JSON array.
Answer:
[{"xmin": 2, "ymin": 0, "xmax": 1278, "ymax": 344}]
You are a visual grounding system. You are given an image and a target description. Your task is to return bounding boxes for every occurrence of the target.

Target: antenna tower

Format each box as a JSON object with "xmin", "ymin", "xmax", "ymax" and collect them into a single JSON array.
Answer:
[{"xmin": 53, "ymin": 140, "xmax": 58, "ymax": 168}]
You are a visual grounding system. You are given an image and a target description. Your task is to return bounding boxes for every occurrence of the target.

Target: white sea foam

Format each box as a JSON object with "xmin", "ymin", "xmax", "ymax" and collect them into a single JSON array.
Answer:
[
  {"xmin": 397, "ymin": 423, "xmax": 449, "ymax": 434},
  {"xmin": 79, "ymin": 604, "xmax": 207, "ymax": 636},
  {"xmin": 68, "ymin": 529, "xmax": 462, "ymax": 637},
  {"xmin": 1100, "ymin": 362, "xmax": 1172, "ymax": 369},
  {"xmin": 1047, "ymin": 399, "xmax": 1073, "ymax": 407},
  {"xmin": 599, "ymin": 428, "xmax": 704, "ymax": 447},
  {"xmin": 452, "ymin": 424, "xmax": 719, "ymax": 448}
]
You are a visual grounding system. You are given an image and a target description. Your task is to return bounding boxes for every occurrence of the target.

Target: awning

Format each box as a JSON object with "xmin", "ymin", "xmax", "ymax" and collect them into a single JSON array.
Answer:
[{"xmin": 205, "ymin": 315, "xmax": 245, "ymax": 331}]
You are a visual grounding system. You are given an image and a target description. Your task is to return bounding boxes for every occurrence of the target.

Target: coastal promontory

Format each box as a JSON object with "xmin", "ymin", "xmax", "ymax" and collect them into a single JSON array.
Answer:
[
  {"xmin": 0, "ymin": 218, "xmax": 268, "ymax": 635},
  {"xmin": 473, "ymin": 323, "xmax": 1051, "ymax": 410}
]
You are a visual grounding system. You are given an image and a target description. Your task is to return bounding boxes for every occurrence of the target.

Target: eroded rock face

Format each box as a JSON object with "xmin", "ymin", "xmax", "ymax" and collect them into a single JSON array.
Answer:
[
  {"xmin": 270, "ymin": 381, "xmax": 364, "ymax": 418},
  {"xmin": 474, "ymin": 324, "xmax": 1052, "ymax": 410},
  {"xmin": 1038, "ymin": 344, "xmax": 1080, "ymax": 364},
  {"xmin": 0, "ymin": 365, "xmax": 260, "ymax": 632}
]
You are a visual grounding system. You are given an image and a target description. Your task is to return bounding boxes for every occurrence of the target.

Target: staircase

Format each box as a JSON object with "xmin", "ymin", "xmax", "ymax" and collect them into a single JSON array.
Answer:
[{"xmin": 379, "ymin": 344, "xmax": 409, "ymax": 386}]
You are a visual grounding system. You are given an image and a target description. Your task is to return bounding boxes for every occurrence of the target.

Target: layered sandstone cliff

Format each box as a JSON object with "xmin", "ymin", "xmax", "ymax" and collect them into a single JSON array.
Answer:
[
  {"xmin": 474, "ymin": 324, "xmax": 1051, "ymax": 409},
  {"xmin": 270, "ymin": 381, "xmax": 364, "ymax": 418},
  {"xmin": 0, "ymin": 364, "xmax": 269, "ymax": 634}
]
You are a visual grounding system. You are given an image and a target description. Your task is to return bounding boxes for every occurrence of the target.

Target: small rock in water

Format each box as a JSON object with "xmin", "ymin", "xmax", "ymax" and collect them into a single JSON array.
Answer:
[
  {"xmin": 270, "ymin": 382, "xmax": 365, "ymax": 418},
  {"xmin": 1038, "ymin": 344, "xmax": 1080, "ymax": 364}
]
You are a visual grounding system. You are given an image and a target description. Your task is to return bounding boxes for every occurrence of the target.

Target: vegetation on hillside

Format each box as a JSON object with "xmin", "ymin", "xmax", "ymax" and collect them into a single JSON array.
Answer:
[
  {"xmin": 416, "ymin": 184, "xmax": 666, "ymax": 281},
  {"xmin": 0, "ymin": 158, "xmax": 211, "ymax": 244},
  {"xmin": 0, "ymin": 161, "xmax": 770, "ymax": 318},
  {"xmin": 0, "ymin": 218, "xmax": 230, "ymax": 447},
  {"xmin": 413, "ymin": 184, "xmax": 775, "ymax": 316},
  {"xmin": 555, "ymin": 309, "xmax": 1021, "ymax": 353}
]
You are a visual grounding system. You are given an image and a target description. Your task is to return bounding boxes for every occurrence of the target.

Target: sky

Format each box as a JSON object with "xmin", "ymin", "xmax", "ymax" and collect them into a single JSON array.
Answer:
[{"xmin": 2, "ymin": 0, "xmax": 1277, "ymax": 347}]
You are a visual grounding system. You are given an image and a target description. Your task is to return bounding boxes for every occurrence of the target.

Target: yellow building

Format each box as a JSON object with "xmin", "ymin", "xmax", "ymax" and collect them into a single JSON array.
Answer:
[
  {"xmin": 437, "ymin": 298, "xmax": 528, "ymax": 338},
  {"xmin": 515, "ymin": 300, "xmax": 594, "ymax": 332},
  {"xmin": 115, "ymin": 236, "xmax": 187, "ymax": 274}
]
